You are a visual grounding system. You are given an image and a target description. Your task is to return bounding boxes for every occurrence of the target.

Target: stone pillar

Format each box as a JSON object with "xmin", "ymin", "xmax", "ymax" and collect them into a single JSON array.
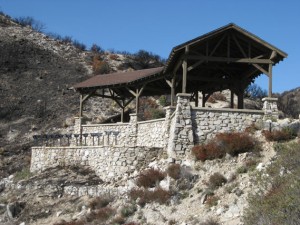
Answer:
[
  {"xmin": 262, "ymin": 97, "xmax": 279, "ymax": 120},
  {"xmin": 168, "ymin": 93, "xmax": 194, "ymax": 157},
  {"xmin": 73, "ymin": 117, "xmax": 82, "ymax": 146},
  {"xmin": 126, "ymin": 113, "xmax": 138, "ymax": 146}
]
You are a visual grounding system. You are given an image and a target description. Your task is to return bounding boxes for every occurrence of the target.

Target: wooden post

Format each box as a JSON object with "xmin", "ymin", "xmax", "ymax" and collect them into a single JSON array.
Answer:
[
  {"xmin": 171, "ymin": 76, "xmax": 175, "ymax": 106},
  {"xmin": 79, "ymin": 94, "xmax": 83, "ymax": 117},
  {"xmin": 121, "ymin": 107, "xmax": 125, "ymax": 123},
  {"xmin": 237, "ymin": 90, "xmax": 244, "ymax": 109},
  {"xmin": 268, "ymin": 64, "xmax": 273, "ymax": 97},
  {"xmin": 136, "ymin": 88, "xmax": 139, "ymax": 114},
  {"xmin": 182, "ymin": 46, "xmax": 189, "ymax": 93},
  {"xmin": 230, "ymin": 90, "xmax": 234, "ymax": 108},
  {"xmin": 195, "ymin": 91, "xmax": 199, "ymax": 107},
  {"xmin": 202, "ymin": 92, "xmax": 205, "ymax": 107}
]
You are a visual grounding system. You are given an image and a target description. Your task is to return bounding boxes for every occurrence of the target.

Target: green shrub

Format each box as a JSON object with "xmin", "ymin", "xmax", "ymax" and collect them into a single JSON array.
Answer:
[
  {"xmin": 14, "ymin": 167, "xmax": 32, "ymax": 181},
  {"xmin": 121, "ymin": 204, "xmax": 137, "ymax": 217},
  {"xmin": 136, "ymin": 168, "xmax": 165, "ymax": 188}
]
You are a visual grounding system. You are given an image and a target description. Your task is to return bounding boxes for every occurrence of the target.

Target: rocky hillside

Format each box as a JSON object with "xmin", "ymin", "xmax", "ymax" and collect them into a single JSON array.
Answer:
[
  {"xmin": 278, "ymin": 87, "xmax": 300, "ymax": 118},
  {"xmin": 0, "ymin": 13, "xmax": 164, "ymax": 178}
]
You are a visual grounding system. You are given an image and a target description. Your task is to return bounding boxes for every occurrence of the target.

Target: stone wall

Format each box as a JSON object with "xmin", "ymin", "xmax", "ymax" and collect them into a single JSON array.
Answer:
[
  {"xmin": 136, "ymin": 118, "xmax": 165, "ymax": 147},
  {"xmin": 31, "ymin": 146, "xmax": 161, "ymax": 182},
  {"xmin": 192, "ymin": 107, "xmax": 264, "ymax": 144}
]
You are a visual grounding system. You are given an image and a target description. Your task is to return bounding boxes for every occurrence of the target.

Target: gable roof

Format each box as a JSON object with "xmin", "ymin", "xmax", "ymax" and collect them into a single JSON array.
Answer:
[{"xmin": 164, "ymin": 23, "xmax": 287, "ymax": 74}]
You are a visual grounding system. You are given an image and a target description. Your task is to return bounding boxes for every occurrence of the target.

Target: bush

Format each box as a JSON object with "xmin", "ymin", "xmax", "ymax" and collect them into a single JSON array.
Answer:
[
  {"xmin": 136, "ymin": 168, "xmax": 165, "ymax": 188},
  {"xmin": 215, "ymin": 132, "xmax": 257, "ymax": 156},
  {"xmin": 92, "ymin": 55, "xmax": 110, "ymax": 74},
  {"xmin": 200, "ymin": 218, "xmax": 220, "ymax": 225},
  {"xmin": 245, "ymin": 84, "xmax": 267, "ymax": 99},
  {"xmin": 129, "ymin": 187, "xmax": 171, "ymax": 206},
  {"xmin": 262, "ymin": 128, "xmax": 296, "ymax": 142},
  {"xmin": 209, "ymin": 172, "xmax": 227, "ymax": 189},
  {"xmin": 167, "ymin": 164, "xmax": 181, "ymax": 180},
  {"xmin": 193, "ymin": 132, "xmax": 259, "ymax": 161},
  {"xmin": 14, "ymin": 16, "xmax": 45, "ymax": 32},
  {"xmin": 205, "ymin": 195, "xmax": 220, "ymax": 207},
  {"xmin": 243, "ymin": 142, "xmax": 300, "ymax": 225},
  {"xmin": 88, "ymin": 195, "xmax": 113, "ymax": 210},
  {"xmin": 86, "ymin": 207, "xmax": 114, "ymax": 222},
  {"xmin": 192, "ymin": 142, "xmax": 225, "ymax": 162},
  {"xmin": 121, "ymin": 204, "xmax": 137, "ymax": 217},
  {"xmin": 14, "ymin": 167, "xmax": 32, "ymax": 181}
]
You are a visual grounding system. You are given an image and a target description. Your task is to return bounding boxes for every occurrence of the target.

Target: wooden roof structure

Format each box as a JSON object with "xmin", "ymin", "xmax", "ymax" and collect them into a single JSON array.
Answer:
[{"xmin": 73, "ymin": 23, "xmax": 287, "ymax": 120}]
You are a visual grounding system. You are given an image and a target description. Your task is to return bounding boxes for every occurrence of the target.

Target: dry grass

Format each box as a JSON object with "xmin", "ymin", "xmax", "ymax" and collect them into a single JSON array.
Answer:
[
  {"xmin": 167, "ymin": 164, "xmax": 181, "ymax": 180},
  {"xmin": 136, "ymin": 168, "xmax": 165, "ymax": 188},
  {"xmin": 129, "ymin": 187, "xmax": 171, "ymax": 206}
]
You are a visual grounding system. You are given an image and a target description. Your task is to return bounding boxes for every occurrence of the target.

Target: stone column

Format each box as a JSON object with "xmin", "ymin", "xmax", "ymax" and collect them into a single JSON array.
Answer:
[
  {"xmin": 168, "ymin": 93, "xmax": 194, "ymax": 157},
  {"xmin": 262, "ymin": 97, "xmax": 279, "ymax": 120},
  {"xmin": 126, "ymin": 113, "xmax": 138, "ymax": 146},
  {"xmin": 72, "ymin": 117, "xmax": 82, "ymax": 146}
]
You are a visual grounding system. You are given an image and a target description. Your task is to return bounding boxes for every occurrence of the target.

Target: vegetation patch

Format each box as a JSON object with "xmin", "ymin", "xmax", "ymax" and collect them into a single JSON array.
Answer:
[
  {"xmin": 136, "ymin": 168, "xmax": 165, "ymax": 188},
  {"xmin": 208, "ymin": 172, "xmax": 227, "ymax": 189},
  {"xmin": 262, "ymin": 127, "xmax": 296, "ymax": 142},
  {"xmin": 243, "ymin": 141, "xmax": 300, "ymax": 225},
  {"xmin": 167, "ymin": 164, "xmax": 181, "ymax": 180},
  {"xmin": 192, "ymin": 132, "xmax": 259, "ymax": 161},
  {"xmin": 129, "ymin": 187, "xmax": 171, "ymax": 206}
]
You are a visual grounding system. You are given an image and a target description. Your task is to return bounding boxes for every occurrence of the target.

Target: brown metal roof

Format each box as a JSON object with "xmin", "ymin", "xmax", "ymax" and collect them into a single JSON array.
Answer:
[{"xmin": 74, "ymin": 67, "xmax": 164, "ymax": 90}]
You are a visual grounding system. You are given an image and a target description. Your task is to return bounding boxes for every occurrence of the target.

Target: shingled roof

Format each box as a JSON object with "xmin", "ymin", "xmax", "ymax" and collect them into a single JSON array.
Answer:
[{"xmin": 74, "ymin": 67, "xmax": 164, "ymax": 90}]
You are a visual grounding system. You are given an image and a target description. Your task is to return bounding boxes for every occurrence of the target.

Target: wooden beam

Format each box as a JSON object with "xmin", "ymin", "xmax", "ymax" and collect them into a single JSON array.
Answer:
[
  {"xmin": 165, "ymin": 79, "xmax": 172, "ymax": 88},
  {"xmin": 252, "ymin": 64, "xmax": 270, "ymax": 76},
  {"xmin": 232, "ymin": 34, "xmax": 247, "ymax": 57},
  {"xmin": 187, "ymin": 60, "xmax": 204, "ymax": 71},
  {"xmin": 270, "ymin": 50, "xmax": 277, "ymax": 60},
  {"xmin": 209, "ymin": 33, "xmax": 227, "ymax": 56},
  {"xmin": 186, "ymin": 55, "xmax": 273, "ymax": 64},
  {"xmin": 173, "ymin": 56, "xmax": 184, "ymax": 74}
]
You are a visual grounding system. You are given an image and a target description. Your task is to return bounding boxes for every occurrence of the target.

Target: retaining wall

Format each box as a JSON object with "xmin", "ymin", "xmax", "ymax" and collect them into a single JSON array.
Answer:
[{"xmin": 31, "ymin": 146, "xmax": 161, "ymax": 181}]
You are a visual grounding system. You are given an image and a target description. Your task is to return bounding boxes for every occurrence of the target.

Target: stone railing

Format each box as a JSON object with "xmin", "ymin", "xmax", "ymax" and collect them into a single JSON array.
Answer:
[{"xmin": 81, "ymin": 123, "xmax": 129, "ymax": 146}]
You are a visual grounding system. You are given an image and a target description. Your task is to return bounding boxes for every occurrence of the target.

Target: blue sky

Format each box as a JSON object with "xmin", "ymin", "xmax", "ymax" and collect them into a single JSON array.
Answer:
[{"xmin": 0, "ymin": 0, "xmax": 299, "ymax": 93}]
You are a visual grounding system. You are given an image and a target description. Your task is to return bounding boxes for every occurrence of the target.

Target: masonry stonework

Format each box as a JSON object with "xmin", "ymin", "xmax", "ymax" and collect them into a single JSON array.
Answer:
[{"xmin": 31, "ymin": 146, "xmax": 161, "ymax": 182}]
